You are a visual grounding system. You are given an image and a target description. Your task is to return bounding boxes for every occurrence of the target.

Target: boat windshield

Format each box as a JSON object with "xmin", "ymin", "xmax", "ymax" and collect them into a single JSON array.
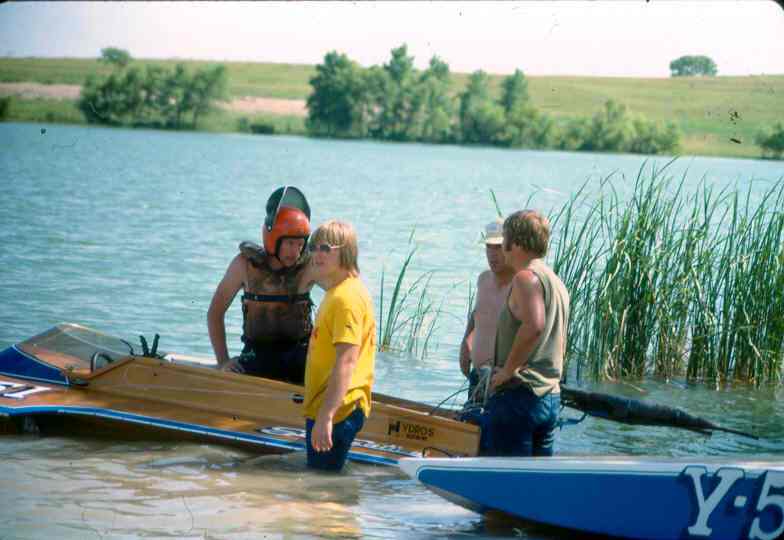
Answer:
[{"xmin": 18, "ymin": 323, "xmax": 134, "ymax": 369}]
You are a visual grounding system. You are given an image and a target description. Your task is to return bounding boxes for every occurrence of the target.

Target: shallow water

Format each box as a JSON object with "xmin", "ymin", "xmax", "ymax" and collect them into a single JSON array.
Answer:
[{"xmin": 1, "ymin": 122, "xmax": 783, "ymax": 539}]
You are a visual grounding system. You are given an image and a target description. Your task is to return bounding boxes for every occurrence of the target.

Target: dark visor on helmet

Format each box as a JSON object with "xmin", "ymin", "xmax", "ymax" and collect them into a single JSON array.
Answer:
[{"xmin": 265, "ymin": 186, "xmax": 311, "ymax": 230}]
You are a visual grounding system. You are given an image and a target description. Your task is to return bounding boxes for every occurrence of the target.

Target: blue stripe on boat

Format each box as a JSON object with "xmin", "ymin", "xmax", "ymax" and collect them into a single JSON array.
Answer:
[
  {"xmin": 0, "ymin": 403, "xmax": 396, "ymax": 467},
  {"xmin": 0, "ymin": 346, "xmax": 69, "ymax": 386}
]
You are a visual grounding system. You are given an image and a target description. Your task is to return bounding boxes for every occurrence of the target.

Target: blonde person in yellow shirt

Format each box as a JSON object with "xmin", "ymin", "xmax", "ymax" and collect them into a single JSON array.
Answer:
[{"xmin": 303, "ymin": 220, "xmax": 376, "ymax": 471}]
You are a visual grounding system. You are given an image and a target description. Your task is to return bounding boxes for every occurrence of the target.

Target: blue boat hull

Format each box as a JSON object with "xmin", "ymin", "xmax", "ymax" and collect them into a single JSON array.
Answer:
[{"xmin": 399, "ymin": 456, "xmax": 784, "ymax": 540}]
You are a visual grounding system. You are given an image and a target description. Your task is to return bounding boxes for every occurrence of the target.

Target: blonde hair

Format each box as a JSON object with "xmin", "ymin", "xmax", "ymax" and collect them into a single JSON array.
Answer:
[
  {"xmin": 310, "ymin": 219, "xmax": 360, "ymax": 275},
  {"xmin": 503, "ymin": 210, "xmax": 550, "ymax": 257}
]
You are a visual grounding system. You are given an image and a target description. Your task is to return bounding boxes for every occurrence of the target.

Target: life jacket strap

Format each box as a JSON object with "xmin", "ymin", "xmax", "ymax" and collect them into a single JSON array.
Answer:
[{"xmin": 242, "ymin": 292, "xmax": 311, "ymax": 303}]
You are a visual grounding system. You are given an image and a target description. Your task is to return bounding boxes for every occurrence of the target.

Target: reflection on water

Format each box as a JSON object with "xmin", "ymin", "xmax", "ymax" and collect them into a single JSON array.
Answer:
[{"xmin": 0, "ymin": 437, "xmax": 510, "ymax": 539}]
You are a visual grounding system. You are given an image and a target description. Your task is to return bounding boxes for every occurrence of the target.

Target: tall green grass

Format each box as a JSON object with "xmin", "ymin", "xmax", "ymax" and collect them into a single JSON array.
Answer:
[
  {"xmin": 2, "ymin": 97, "xmax": 84, "ymax": 124},
  {"xmin": 549, "ymin": 179, "xmax": 612, "ymax": 381},
  {"xmin": 0, "ymin": 95, "xmax": 306, "ymax": 136},
  {"xmin": 686, "ymin": 182, "xmax": 784, "ymax": 384},
  {"xmin": 377, "ymin": 239, "xmax": 452, "ymax": 360},
  {"xmin": 549, "ymin": 164, "xmax": 784, "ymax": 386}
]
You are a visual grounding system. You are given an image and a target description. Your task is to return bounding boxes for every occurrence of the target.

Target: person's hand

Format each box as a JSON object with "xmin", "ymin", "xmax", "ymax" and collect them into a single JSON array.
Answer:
[
  {"xmin": 219, "ymin": 358, "xmax": 245, "ymax": 374},
  {"xmin": 311, "ymin": 412, "xmax": 334, "ymax": 452},
  {"xmin": 490, "ymin": 366, "xmax": 514, "ymax": 391}
]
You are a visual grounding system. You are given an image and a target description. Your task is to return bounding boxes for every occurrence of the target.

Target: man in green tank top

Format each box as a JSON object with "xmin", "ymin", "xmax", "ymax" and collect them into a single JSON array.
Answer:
[{"xmin": 481, "ymin": 210, "xmax": 570, "ymax": 456}]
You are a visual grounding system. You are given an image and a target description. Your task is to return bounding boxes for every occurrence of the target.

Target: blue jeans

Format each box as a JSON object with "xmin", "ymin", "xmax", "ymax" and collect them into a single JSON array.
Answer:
[
  {"xmin": 480, "ymin": 385, "xmax": 561, "ymax": 457},
  {"xmin": 305, "ymin": 407, "xmax": 365, "ymax": 471}
]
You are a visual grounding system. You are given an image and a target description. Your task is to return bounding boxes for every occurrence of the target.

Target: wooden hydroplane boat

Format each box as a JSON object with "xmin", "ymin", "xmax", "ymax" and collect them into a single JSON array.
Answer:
[{"xmin": 0, "ymin": 323, "xmax": 480, "ymax": 466}]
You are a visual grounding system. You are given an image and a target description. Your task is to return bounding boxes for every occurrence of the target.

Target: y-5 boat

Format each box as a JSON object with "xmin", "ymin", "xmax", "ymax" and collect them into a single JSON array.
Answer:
[
  {"xmin": 0, "ymin": 323, "xmax": 480, "ymax": 466},
  {"xmin": 399, "ymin": 455, "xmax": 784, "ymax": 540}
]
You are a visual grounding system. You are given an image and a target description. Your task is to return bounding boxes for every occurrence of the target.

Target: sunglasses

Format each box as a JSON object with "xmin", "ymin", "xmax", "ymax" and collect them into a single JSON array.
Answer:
[{"xmin": 308, "ymin": 242, "xmax": 345, "ymax": 254}]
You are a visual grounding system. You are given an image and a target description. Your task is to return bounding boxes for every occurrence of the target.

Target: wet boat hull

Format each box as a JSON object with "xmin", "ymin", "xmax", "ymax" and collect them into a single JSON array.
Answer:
[{"xmin": 399, "ymin": 456, "xmax": 784, "ymax": 540}]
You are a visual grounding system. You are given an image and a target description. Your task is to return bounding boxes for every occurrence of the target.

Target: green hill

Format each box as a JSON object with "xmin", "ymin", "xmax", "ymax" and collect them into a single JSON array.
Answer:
[{"xmin": 2, "ymin": 57, "xmax": 782, "ymax": 158}]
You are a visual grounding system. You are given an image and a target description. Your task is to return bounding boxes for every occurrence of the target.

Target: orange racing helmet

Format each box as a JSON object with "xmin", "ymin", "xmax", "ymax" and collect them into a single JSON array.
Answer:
[{"xmin": 262, "ymin": 186, "xmax": 311, "ymax": 257}]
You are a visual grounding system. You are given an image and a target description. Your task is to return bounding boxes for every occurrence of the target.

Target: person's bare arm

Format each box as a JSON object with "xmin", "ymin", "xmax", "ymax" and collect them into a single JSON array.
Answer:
[
  {"xmin": 207, "ymin": 255, "xmax": 244, "ymax": 368},
  {"xmin": 460, "ymin": 274, "xmax": 484, "ymax": 378},
  {"xmin": 459, "ymin": 309, "xmax": 476, "ymax": 378},
  {"xmin": 490, "ymin": 270, "xmax": 545, "ymax": 390},
  {"xmin": 311, "ymin": 343, "xmax": 359, "ymax": 452},
  {"xmin": 298, "ymin": 254, "xmax": 317, "ymax": 292}
]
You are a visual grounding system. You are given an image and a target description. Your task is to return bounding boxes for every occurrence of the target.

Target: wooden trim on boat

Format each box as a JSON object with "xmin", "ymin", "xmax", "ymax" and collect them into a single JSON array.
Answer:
[{"xmin": 2, "ymin": 348, "xmax": 480, "ymax": 461}]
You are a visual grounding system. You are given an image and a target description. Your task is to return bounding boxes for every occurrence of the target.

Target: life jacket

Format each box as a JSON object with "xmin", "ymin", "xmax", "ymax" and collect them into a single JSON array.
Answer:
[{"xmin": 238, "ymin": 241, "xmax": 313, "ymax": 344}]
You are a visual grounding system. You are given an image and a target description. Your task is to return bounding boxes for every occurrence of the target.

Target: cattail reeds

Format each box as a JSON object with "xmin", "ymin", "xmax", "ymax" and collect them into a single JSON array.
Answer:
[
  {"xmin": 378, "ymin": 245, "xmax": 445, "ymax": 360},
  {"xmin": 547, "ymin": 163, "xmax": 783, "ymax": 387}
]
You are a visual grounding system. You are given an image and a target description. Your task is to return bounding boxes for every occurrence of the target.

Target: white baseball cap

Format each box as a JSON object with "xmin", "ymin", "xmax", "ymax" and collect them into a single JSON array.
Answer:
[{"xmin": 484, "ymin": 219, "xmax": 503, "ymax": 245}]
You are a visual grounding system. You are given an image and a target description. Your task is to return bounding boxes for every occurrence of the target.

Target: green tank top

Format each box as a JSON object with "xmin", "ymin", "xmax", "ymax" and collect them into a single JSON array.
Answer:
[{"xmin": 493, "ymin": 259, "xmax": 570, "ymax": 397}]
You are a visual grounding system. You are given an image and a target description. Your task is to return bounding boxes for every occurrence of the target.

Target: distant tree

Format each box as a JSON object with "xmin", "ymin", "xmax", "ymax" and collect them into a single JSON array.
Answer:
[
  {"xmin": 363, "ymin": 64, "xmax": 388, "ymax": 131},
  {"xmin": 100, "ymin": 47, "xmax": 132, "ymax": 69},
  {"xmin": 497, "ymin": 69, "xmax": 553, "ymax": 148},
  {"xmin": 503, "ymin": 105, "xmax": 555, "ymax": 149},
  {"xmin": 458, "ymin": 70, "xmax": 505, "ymax": 144},
  {"xmin": 158, "ymin": 64, "xmax": 191, "ymax": 129},
  {"xmin": 306, "ymin": 51, "xmax": 369, "ymax": 138},
  {"xmin": 418, "ymin": 56, "xmax": 456, "ymax": 143},
  {"xmin": 627, "ymin": 118, "xmax": 681, "ymax": 155},
  {"xmin": 582, "ymin": 100, "xmax": 633, "ymax": 152},
  {"xmin": 669, "ymin": 55, "xmax": 718, "ymax": 77},
  {"xmin": 139, "ymin": 65, "xmax": 167, "ymax": 125},
  {"xmin": 188, "ymin": 65, "xmax": 228, "ymax": 128},
  {"xmin": 755, "ymin": 122, "xmax": 784, "ymax": 159},
  {"xmin": 79, "ymin": 67, "xmax": 166, "ymax": 126},
  {"xmin": 0, "ymin": 96, "xmax": 11, "ymax": 120},
  {"xmin": 499, "ymin": 69, "xmax": 529, "ymax": 114},
  {"xmin": 112, "ymin": 67, "xmax": 145, "ymax": 124},
  {"xmin": 371, "ymin": 45, "xmax": 424, "ymax": 141},
  {"xmin": 78, "ymin": 62, "xmax": 227, "ymax": 129},
  {"xmin": 78, "ymin": 73, "xmax": 125, "ymax": 125},
  {"xmin": 556, "ymin": 100, "xmax": 680, "ymax": 155},
  {"xmin": 556, "ymin": 117, "xmax": 590, "ymax": 152}
]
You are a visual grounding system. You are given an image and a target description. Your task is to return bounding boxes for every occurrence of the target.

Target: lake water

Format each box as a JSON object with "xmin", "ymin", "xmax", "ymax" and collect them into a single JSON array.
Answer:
[{"xmin": 1, "ymin": 122, "xmax": 783, "ymax": 539}]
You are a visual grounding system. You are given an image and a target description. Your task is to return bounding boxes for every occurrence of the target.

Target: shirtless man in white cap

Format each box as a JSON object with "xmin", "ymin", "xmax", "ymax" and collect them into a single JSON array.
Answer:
[{"xmin": 459, "ymin": 219, "xmax": 514, "ymax": 404}]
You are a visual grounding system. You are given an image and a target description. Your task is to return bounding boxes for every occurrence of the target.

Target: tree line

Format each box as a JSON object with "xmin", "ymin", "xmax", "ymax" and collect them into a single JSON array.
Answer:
[
  {"xmin": 306, "ymin": 45, "xmax": 681, "ymax": 155},
  {"xmin": 77, "ymin": 48, "xmax": 228, "ymax": 129},
  {"xmin": 38, "ymin": 46, "xmax": 781, "ymax": 159}
]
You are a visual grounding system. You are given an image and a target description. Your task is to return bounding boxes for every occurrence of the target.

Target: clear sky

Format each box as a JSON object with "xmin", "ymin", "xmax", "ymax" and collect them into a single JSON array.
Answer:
[{"xmin": 2, "ymin": 1, "xmax": 783, "ymax": 78}]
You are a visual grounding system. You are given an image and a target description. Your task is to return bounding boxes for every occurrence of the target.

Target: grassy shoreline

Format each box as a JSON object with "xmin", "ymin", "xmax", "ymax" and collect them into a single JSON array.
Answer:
[
  {"xmin": 2, "ymin": 57, "xmax": 783, "ymax": 158},
  {"xmin": 2, "ymin": 96, "xmax": 308, "ymax": 137}
]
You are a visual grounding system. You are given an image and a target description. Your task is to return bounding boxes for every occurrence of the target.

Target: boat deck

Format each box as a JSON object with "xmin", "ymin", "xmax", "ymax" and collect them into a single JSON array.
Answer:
[{"xmin": 1, "ymin": 323, "xmax": 480, "ymax": 465}]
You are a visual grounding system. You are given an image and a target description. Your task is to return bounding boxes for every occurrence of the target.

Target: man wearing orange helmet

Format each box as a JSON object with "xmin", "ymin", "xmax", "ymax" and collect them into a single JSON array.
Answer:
[{"xmin": 207, "ymin": 186, "xmax": 316, "ymax": 384}]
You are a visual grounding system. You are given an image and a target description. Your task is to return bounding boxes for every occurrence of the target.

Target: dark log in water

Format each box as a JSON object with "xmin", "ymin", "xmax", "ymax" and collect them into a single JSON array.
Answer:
[{"xmin": 561, "ymin": 385, "xmax": 758, "ymax": 440}]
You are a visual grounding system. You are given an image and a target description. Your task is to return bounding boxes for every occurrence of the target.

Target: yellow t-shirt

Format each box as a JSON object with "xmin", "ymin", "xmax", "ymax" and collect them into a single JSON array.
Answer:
[{"xmin": 303, "ymin": 276, "xmax": 376, "ymax": 422}]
